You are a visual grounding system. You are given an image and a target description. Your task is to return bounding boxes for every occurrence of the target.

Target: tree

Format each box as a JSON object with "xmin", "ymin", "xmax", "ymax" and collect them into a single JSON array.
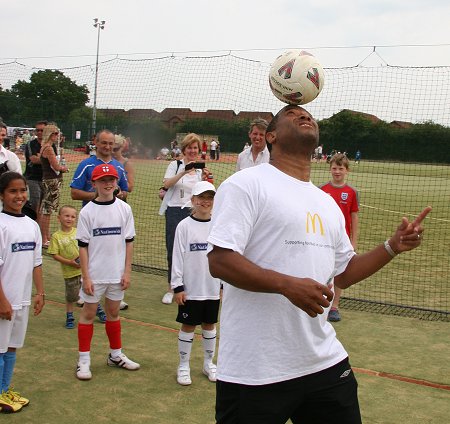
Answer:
[
  {"xmin": 9, "ymin": 70, "xmax": 89, "ymax": 123},
  {"xmin": 177, "ymin": 118, "xmax": 250, "ymax": 152}
]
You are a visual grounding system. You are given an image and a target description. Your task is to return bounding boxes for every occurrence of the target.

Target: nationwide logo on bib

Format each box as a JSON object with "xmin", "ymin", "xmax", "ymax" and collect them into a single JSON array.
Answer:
[
  {"xmin": 11, "ymin": 242, "xmax": 36, "ymax": 252},
  {"xmin": 190, "ymin": 243, "xmax": 208, "ymax": 251},
  {"xmin": 93, "ymin": 227, "xmax": 122, "ymax": 237}
]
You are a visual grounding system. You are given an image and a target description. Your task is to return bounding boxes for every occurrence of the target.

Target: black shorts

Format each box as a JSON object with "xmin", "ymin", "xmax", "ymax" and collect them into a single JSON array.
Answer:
[
  {"xmin": 216, "ymin": 357, "xmax": 361, "ymax": 424},
  {"xmin": 176, "ymin": 299, "xmax": 220, "ymax": 326}
]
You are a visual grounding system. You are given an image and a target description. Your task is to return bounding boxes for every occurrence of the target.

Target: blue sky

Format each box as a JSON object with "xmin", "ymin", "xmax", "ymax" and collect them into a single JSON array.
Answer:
[{"xmin": 3, "ymin": 0, "xmax": 450, "ymax": 68}]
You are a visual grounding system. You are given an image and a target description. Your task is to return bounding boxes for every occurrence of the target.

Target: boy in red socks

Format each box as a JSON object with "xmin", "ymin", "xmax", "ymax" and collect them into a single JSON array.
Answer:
[{"xmin": 75, "ymin": 164, "xmax": 139, "ymax": 380}]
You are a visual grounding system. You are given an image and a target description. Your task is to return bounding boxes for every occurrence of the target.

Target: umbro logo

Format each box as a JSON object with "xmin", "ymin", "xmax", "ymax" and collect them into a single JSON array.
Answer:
[
  {"xmin": 340, "ymin": 369, "xmax": 352, "ymax": 378},
  {"xmin": 182, "ymin": 313, "xmax": 188, "ymax": 318}
]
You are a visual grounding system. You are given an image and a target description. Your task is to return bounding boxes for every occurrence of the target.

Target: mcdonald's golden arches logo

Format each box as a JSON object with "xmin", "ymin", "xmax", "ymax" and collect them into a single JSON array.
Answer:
[{"xmin": 306, "ymin": 212, "xmax": 325, "ymax": 236}]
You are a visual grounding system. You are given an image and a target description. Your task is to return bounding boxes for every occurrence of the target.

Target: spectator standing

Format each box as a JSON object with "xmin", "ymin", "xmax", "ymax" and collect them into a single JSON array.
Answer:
[
  {"xmin": 87, "ymin": 134, "xmax": 96, "ymax": 156},
  {"xmin": 22, "ymin": 129, "xmax": 32, "ymax": 145},
  {"xmin": 319, "ymin": 153, "xmax": 359, "ymax": 322},
  {"xmin": 24, "ymin": 121, "xmax": 47, "ymax": 218},
  {"xmin": 48, "ymin": 205, "xmax": 83, "ymax": 329},
  {"xmin": 39, "ymin": 124, "xmax": 68, "ymax": 247},
  {"xmin": 215, "ymin": 141, "xmax": 220, "ymax": 161},
  {"xmin": 201, "ymin": 140, "xmax": 208, "ymax": 160},
  {"xmin": 111, "ymin": 133, "xmax": 135, "ymax": 310},
  {"xmin": 159, "ymin": 133, "xmax": 211, "ymax": 305},
  {"xmin": 209, "ymin": 139, "xmax": 218, "ymax": 160},
  {"xmin": 236, "ymin": 118, "xmax": 269, "ymax": 171},
  {"xmin": 14, "ymin": 134, "xmax": 23, "ymax": 154},
  {"xmin": 0, "ymin": 123, "xmax": 22, "ymax": 174},
  {"xmin": 207, "ymin": 104, "xmax": 430, "ymax": 423},
  {"xmin": 112, "ymin": 134, "xmax": 135, "ymax": 193},
  {"xmin": 70, "ymin": 130, "xmax": 128, "ymax": 206},
  {"xmin": 316, "ymin": 144, "xmax": 323, "ymax": 162}
]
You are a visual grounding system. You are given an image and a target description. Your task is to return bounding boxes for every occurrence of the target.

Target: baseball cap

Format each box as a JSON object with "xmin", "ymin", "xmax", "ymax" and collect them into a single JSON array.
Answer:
[
  {"xmin": 91, "ymin": 164, "xmax": 119, "ymax": 181},
  {"xmin": 181, "ymin": 181, "xmax": 216, "ymax": 209},
  {"xmin": 192, "ymin": 181, "xmax": 216, "ymax": 196}
]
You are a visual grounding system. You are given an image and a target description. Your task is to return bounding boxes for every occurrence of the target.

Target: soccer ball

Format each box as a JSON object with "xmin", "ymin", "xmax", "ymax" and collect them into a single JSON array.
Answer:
[{"xmin": 269, "ymin": 50, "xmax": 325, "ymax": 105}]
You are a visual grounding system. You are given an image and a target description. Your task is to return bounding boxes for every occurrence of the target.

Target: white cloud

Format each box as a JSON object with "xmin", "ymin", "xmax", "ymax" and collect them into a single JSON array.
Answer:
[{"xmin": 0, "ymin": 0, "xmax": 449, "ymax": 70}]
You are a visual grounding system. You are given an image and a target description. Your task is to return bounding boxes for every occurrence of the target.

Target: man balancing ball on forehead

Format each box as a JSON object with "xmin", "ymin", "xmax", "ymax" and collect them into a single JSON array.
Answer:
[{"xmin": 207, "ymin": 104, "xmax": 431, "ymax": 424}]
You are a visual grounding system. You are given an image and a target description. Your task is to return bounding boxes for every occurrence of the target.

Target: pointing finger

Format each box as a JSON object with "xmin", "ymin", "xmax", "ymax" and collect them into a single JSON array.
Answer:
[{"xmin": 412, "ymin": 206, "xmax": 432, "ymax": 228}]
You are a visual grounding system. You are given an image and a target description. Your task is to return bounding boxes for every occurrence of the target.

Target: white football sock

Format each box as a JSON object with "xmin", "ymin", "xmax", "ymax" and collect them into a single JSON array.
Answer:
[
  {"xmin": 178, "ymin": 330, "xmax": 194, "ymax": 369},
  {"xmin": 78, "ymin": 351, "xmax": 91, "ymax": 363},
  {"xmin": 202, "ymin": 328, "xmax": 217, "ymax": 366}
]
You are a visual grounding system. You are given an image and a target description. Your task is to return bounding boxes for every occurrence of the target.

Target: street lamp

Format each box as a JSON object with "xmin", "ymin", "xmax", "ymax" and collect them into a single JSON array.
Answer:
[{"xmin": 92, "ymin": 18, "xmax": 106, "ymax": 137}]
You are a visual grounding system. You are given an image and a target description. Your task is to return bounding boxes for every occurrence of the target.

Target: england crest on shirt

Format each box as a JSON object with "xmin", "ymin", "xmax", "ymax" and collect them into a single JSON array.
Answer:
[{"xmin": 341, "ymin": 192, "xmax": 349, "ymax": 201}]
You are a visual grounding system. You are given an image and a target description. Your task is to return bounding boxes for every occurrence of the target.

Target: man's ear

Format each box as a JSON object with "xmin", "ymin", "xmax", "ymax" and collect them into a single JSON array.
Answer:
[{"xmin": 265, "ymin": 130, "xmax": 276, "ymax": 145}]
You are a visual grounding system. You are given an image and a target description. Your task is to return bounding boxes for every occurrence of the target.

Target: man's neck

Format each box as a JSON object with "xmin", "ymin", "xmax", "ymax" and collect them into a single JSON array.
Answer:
[
  {"xmin": 96, "ymin": 154, "xmax": 112, "ymax": 162},
  {"xmin": 251, "ymin": 145, "xmax": 265, "ymax": 160},
  {"xmin": 270, "ymin": 153, "xmax": 311, "ymax": 182}
]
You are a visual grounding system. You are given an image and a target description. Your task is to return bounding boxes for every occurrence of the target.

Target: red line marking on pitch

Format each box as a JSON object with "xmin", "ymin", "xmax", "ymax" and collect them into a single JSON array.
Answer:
[
  {"xmin": 45, "ymin": 300, "xmax": 450, "ymax": 388},
  {"xmin": 353, "ymin": 367, "xmax": 450, "ymax": 391},
  {"xmin": 46, "ymin": 299, "xmax": 203, "ymax": 339}
]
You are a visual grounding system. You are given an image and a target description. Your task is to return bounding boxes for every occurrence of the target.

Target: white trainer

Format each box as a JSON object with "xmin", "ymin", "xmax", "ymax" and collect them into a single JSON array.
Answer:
[
  {"xmin": 203, "ymin": 363, "xmax": 217, "ymax": 382},
  {"xmin": 119, "ymin": 300, "xmax": 129, "ymax": 310},
  {"xmin": 161, "ymin": 292, "xmax": 174, "ymax": 304},
  {"xmin": 76, "ymin": 361, "xmax": 92, "ymax": 380},
  {"xmin": 177, "ymin": 367, "xmax": 192, "ymax": 386},
  {"xmin": 107, "ymin": 353, "xmax": 140, "ymax": 370}
]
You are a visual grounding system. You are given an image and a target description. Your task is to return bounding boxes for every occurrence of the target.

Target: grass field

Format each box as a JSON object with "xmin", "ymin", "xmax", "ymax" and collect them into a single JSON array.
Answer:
[
  {"xmin": 8, "ymin": 255, "xmax": 450, "ymax": 424},
  {"xmin": 54, "ymin": 151, "xmax": 450, "ymax": 317}
]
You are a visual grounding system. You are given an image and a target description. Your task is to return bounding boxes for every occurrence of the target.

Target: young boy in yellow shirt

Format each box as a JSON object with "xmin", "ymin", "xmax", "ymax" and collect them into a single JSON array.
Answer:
[{"xmin": 48, "ymin": 205, "xmax": 106, "ymax": 328}]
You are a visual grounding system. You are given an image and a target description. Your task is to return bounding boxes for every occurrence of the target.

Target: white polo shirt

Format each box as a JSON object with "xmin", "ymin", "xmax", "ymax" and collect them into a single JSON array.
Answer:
[
  {"xmin": 236, "ymin": 145, "xmax": 270, "ymax": 171},
  {"xmin": 0, "ymin": 145, "xmax": 22, "ymax": 174}
]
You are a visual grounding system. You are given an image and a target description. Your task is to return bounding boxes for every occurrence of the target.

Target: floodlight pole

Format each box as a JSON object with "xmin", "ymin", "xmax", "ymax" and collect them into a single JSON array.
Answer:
[{"xmin": 92, "ymin": 18, "xmax": 106, "ymax": 137}]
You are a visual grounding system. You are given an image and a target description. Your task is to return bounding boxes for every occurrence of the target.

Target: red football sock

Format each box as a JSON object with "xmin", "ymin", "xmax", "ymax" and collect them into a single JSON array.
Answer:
[
  {"xmin": 78, "ymin": 323, "xmax": 94, "ymax": 352},
  {"xmin": 105, "ymin": 319, "xmax": 122, "ymax": 349}
]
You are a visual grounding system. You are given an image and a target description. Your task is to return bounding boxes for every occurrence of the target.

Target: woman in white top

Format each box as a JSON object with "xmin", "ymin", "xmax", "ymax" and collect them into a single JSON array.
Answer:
[{"xmin": 159, "ymin": 133, "xmax": 211, "ymax": 304}]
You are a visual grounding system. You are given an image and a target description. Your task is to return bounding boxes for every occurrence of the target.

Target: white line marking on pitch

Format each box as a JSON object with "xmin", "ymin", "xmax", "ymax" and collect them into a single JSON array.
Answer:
[{"xmin": 360, "ymin": 204, "xmax": 449, "ymax": 222}]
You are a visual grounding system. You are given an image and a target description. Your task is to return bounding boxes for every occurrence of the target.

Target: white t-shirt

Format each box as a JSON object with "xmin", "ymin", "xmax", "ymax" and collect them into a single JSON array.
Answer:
[
  {"xmin": 159, "ymin": 160, "xmax": 203, "ymax": 214},
  {"xmin": 210, "ymin": 141, "xmax": 217, "ymax": 151},
  {"xmin": 0, "ymin": 212, "xmax": 42, "ymax": 310},
  {"xmin": 207, "ymin": 163, "xmax": 355, "ymax": 385},
  {"xmin": 236, "ymin": 145, "xmax": 270, "ymax": 171},
  {"xmin": 76, "ymin": 198, "xmax": 135, "ymax": 284},
  {"xmin": 171, "ymin": 216, "xmax": 221, "ymax": 300}
]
